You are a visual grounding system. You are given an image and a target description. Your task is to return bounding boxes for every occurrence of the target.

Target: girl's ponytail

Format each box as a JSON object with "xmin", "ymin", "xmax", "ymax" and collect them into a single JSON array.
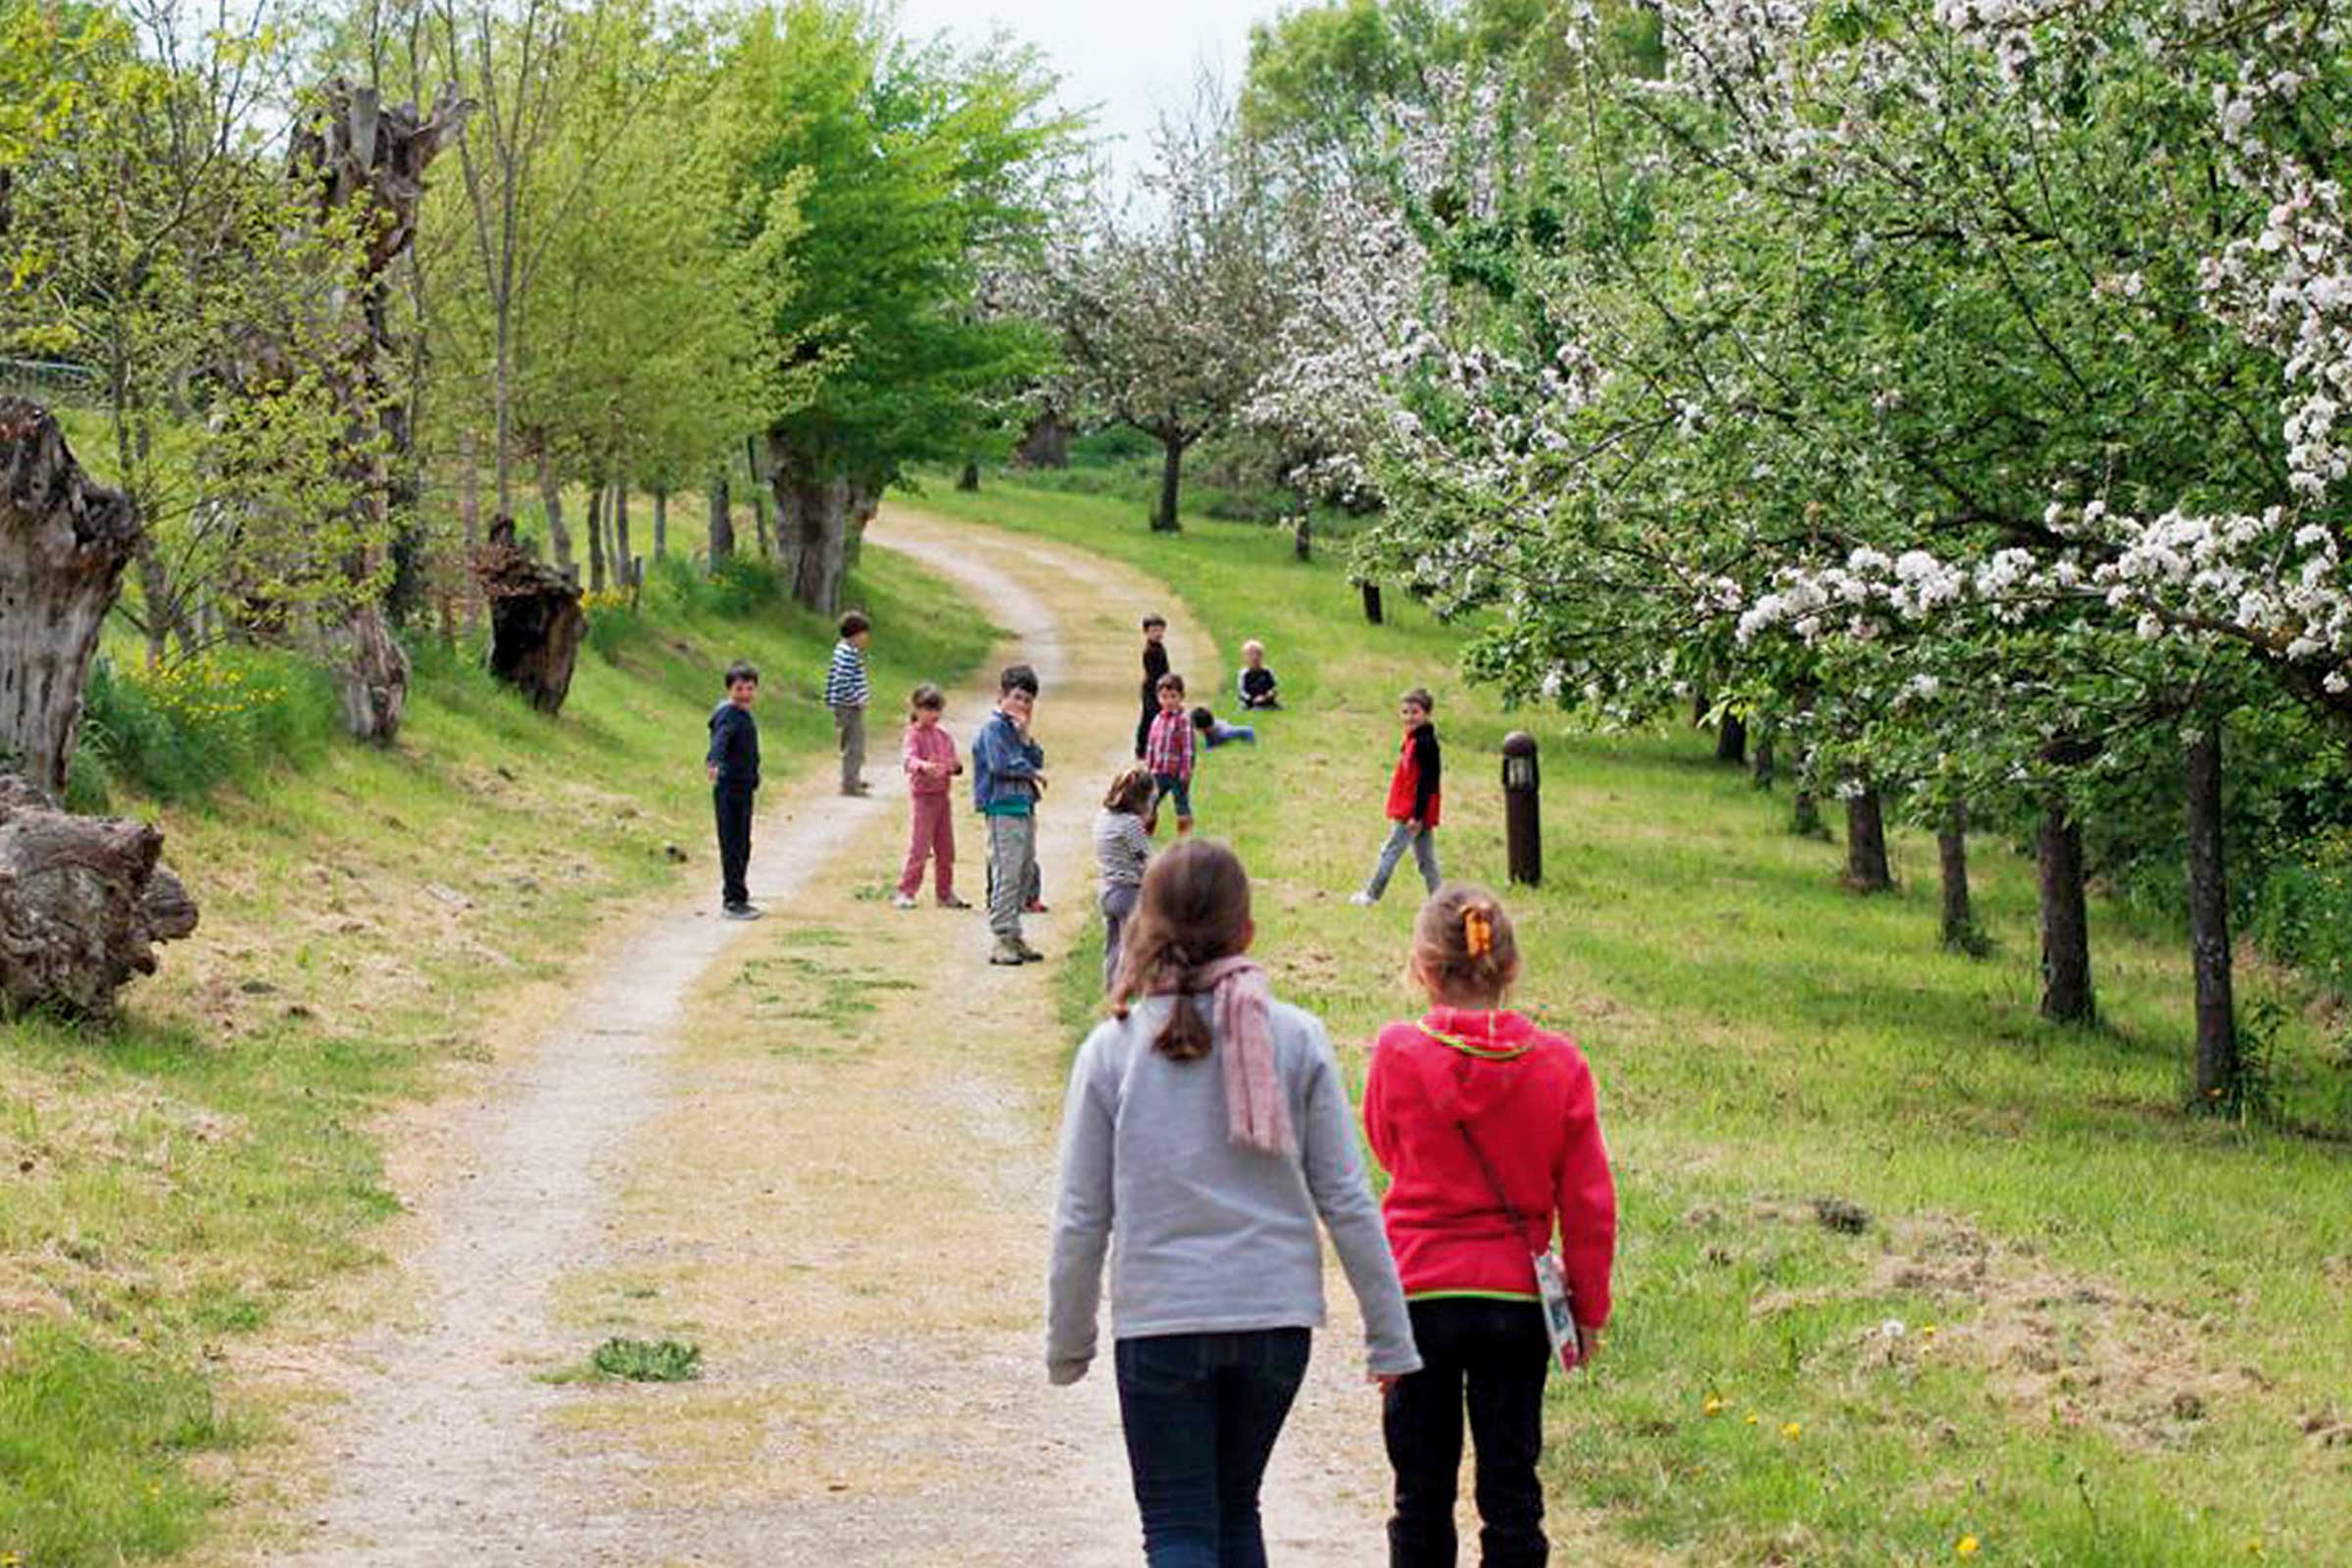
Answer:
[
  {"xmin": 1109, "ymin": 840, "xmax": 1252, "ymax": 1060},
  {"xmin": 1411, "ymin": 882, "xmax": 1520, "ymax": 1004}
]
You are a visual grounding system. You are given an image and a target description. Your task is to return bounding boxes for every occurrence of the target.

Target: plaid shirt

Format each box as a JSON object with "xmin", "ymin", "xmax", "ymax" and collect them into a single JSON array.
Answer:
[
  {"xmin": 824, "ymin": 640, "xmax": 869, "ymax": 708},
  {"xmin": 1144, "ymin": 709, "xmax": 1195, "ymax": 780}
]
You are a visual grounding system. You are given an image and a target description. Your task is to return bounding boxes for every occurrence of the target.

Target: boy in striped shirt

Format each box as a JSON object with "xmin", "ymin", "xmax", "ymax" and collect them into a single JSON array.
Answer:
[{"xmin": 826, "ymin": 612, "xmax": 873, "ymax": 796}]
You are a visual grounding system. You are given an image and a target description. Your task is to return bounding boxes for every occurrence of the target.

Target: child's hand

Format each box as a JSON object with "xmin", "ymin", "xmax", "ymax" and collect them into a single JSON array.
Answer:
[
  {"xmin": 1573, "ymin": 1324, "xmax": 1602, "ymax": 1371},
  {"xmin": 706, "ymin": 762, "xmax": 719, "ymax": 783},
  {"xmin": 1370, "ymin": 1372, "xmax": 1404, "ymax": 1396}
]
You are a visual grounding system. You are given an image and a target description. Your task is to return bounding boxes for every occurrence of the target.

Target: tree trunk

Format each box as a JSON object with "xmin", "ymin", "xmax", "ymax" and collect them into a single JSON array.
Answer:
[
  {"xmin": 474, "ymin": 516, "xmax": 585, "ymax": 714},
  {"xmin": 652, "ymin": 487, "xmax": 667, "ymax": 561},
  {"xmin": 1294, "ymin": 503, "xmax": 1312, "ymax": 562},
  {"xmin": 535, "ymin": 443, "xmax": 573, "ymax": 575},
  {"xmin": 0, "ymin": 400, "xmax": 142, "ymax": 796},
  {"xmin": 612, "ymin": 481, "xmax": 633, "ymax": 588},
  {"xmin": 1938, "ymin": 802, "xmax": 1978, "ymax": 954},
  {"xmin": 752, "ymin": 488, "xmax": 773, "ymax": 558},
  {"xmin": 1014, "ymin": 410, "xmax": 1071, "ymax": 467},
  {"xmin": 956, "ymin": 460, "xmax": 980, "ymax": 492},
  {"xmin": 0, "ymin": 774, "xmax": 199, "ymax": 1020},
  {"xmin": 776, "ymin": 456, "xmax": 879, "ymax": 611},
  {"xmin": 1152, "ymin": 432, "xmax": 1185, "ymax": 533},
  {"xmin": 708, "ymin": 473, "xmax": 734, "ymax": 564},
  {"xmin": 1751, "ymin": 721, "xmax": 1777, "ymax": 791},
  {"xmin": 1843, "ymin": 784, "xmax": 1892, "ymax": 892},
  {"xmin": 458, "ymin": 425, "xmax": 483, "ymax": 628},
  {"xmin": 1791, "ymin": 787, "xmax": 1824, "ymax": 838},
  {"xmin": 586, "ymin": 483, "xmax": 607, "ymax": 595},
  {"xmin": 2185, "ymin": 722, "xmax": 2239, "ymax": 1104},
  {"xmin": 1716, "ymin": 711, "xmax": 1748, "ymax": 765},
  {"xmin": 329, "ymin": 604, "xmax": 409, "ymax": 746},
  {"xmin": 2037, "ymin": 801, "xmax": 2096, "ymax": 1025}
]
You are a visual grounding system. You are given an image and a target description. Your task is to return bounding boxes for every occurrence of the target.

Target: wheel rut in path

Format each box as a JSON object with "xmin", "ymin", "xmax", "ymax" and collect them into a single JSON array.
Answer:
[{"xmin": 270, "ymin": 508, "xmax": 1390, "ymax": 1566}]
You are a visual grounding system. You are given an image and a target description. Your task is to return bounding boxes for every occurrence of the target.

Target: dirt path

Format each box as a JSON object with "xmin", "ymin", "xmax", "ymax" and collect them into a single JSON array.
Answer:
[{"xmin": 267, "ymin": 509, "xmax": 1393, "ymax": 1565}]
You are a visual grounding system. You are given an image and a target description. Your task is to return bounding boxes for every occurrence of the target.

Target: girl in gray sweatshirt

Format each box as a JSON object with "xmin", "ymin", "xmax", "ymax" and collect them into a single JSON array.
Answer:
[{"xmin": 1048, "ymin": 839, "xmax": 1419, "ymax": 1563}]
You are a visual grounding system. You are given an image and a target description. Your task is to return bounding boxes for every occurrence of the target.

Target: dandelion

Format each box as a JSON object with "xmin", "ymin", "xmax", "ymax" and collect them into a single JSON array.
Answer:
[
  {"xmin": 1957, "ymin": 1536, "xmax": 1981, "ymax": 1557},
  {"xmin": 1744, "ymin": 1412, "xmax": 1760, "ymax": 1426},
  {"xmin": 2244, "ymin": 1541, "xmax": 2265, "ymax": 1557},
  {"xmin": 1703, "ymin": 1396, "xmax": 1726, "ymax": 1417},
  {"xmin": 1781, "ymin": 1421, "xmax": 1803, "ymax": 1440},
  {"xmin": 1923, "ymin": 1324, "xmax": 1940, "ymax": 1340}
]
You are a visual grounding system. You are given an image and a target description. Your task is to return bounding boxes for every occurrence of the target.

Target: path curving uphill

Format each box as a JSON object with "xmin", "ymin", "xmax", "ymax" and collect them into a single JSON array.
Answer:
[{"xmin": 266, "ymin": 509, "xmax": 1391, "ymax": 1566}]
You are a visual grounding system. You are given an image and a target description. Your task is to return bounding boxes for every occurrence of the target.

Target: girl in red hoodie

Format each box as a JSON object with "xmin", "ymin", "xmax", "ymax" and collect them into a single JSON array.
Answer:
[{"xmin": 1363, "ymin": 884, "xmax": 1616, "ymax": 1568}]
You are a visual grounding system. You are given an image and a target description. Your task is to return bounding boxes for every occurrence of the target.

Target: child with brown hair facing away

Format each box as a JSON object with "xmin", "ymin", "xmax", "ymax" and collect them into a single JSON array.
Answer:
[
  {"xmin": 893, "ymin": 683, "xmax": 966, "ymax": 910},
  {"xmin": 1364, "ymin": 885, "xmax": 1617, "ymax": 1568},
  {"xmin": 1144, "ymin": 672, "xmax": 1197, "ymax": 837},
  {"xmin": 1047, "ymin": 840, "xmax": 1420, "ymax": 1565},
  {"xmin": 1093, "ymin": 765, "xmax": 1155, "ymax": 992}
]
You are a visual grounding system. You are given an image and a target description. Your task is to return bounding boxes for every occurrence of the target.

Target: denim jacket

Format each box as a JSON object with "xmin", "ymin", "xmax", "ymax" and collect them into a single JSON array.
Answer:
[{"xmin": 972, "ymin": 709, "xmax": 1045, "ymax": 813}]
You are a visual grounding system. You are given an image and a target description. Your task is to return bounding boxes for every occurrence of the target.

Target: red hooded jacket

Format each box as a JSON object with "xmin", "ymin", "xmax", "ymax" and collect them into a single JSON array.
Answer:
[{"xmin": 1363, "ymin": 1006, "xmax": 1615, "ymax": 1328}]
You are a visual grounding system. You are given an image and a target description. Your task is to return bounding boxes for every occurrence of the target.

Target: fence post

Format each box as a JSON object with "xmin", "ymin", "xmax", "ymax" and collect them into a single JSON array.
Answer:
[{"xmin": 1503, "ymin": 731, "xmax": 1542, "ymax": 887}]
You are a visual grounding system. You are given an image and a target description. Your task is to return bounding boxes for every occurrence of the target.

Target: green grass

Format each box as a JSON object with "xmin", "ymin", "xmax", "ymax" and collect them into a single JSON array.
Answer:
[
  {"xmin": 0, "ymin": 543, "xmax": 994, "ymax": 1565},
  {"xmin": 912, "ymin": 467, "xmax": 2352, "ymax": 1565}
]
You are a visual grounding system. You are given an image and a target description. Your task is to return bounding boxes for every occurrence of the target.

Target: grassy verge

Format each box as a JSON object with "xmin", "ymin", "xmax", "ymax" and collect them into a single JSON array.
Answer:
[
  {"xmin": 909, "ymin": 470, "xmax": 2352, "ymax": 1565},
  {"xmin": 0, "ymin": 549, "xmax": 993, "ymax": 1565}
]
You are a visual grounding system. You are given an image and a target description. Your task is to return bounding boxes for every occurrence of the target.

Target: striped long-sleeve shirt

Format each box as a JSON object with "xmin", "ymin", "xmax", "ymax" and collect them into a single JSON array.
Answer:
[{"xmin": 824, "ymin": 640, "xmax": 870, "ymax": 708}]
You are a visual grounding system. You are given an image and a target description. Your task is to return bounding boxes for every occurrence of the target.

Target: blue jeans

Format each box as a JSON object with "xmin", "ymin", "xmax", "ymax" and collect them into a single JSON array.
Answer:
[
  {"xmin": 1363, "ymin": 820, "xmax": 1441, "ymax": 902},
  {"xmin": 1115, "ymin": 1328, "xmax": 1312, "ymax": 1568}
]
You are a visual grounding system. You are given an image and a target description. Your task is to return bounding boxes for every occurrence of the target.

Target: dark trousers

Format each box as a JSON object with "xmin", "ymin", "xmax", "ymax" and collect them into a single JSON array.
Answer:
[
  {"xmin": 1115, "ymin": 1328, "xmax": 1311, "ymax": 1568},
  {"xmin": 1136, "ymin": 698, "xmax": 1157, "ymax": 760},
  {"xmin": 1384, "ymin": 1298, "xmax": 1550, "ymax": 1568},
  {"xmin": 713, "ymin": 785, "xmax": 755, "ymax": 907}
]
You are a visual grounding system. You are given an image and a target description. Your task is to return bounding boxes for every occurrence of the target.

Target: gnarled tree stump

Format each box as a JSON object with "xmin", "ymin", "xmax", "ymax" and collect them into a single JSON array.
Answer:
[
  {"xmin": 0, "ymin": 775, "xmax": 198, "ymax": 1019},
  {"xmin": 474, "ymin": 517, "xmax": 585, "ymax": 714},
  {"xmin": 0, "ymin": 399, "xmax": 141, "ymax": 798}
]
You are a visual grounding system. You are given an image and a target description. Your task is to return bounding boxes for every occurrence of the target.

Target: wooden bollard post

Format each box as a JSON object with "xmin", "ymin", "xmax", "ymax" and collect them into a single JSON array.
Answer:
[
  {"xmin": 1357, "ymin": 579, "xmax": 1384, "ymax": 625},
  {"xmin": 1503, "ymin": 731, "xmax": 1542, "ymax": 887}
]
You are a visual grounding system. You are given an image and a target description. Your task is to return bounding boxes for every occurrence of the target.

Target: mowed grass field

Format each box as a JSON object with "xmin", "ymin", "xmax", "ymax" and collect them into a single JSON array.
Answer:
[
  {"xmin": 0, "ymin": 533, "xmax": 994, "ymax": 1564},
  {"xmin": 912, "ymin": 472, "xmax": 2352, "ymax": 1566}
]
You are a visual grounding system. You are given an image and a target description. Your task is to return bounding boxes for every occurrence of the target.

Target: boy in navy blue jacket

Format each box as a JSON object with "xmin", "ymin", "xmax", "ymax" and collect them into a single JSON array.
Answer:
[
  {"xmin": 974, "ymin": 663, "xmax": 1047, "ymax": 965},
  {"xmin": 706, "ymin": 662, "xmax": 762, "ymax": 919}
]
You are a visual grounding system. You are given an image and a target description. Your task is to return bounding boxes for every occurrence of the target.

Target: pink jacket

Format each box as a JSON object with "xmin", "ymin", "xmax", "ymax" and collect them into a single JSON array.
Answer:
[{"xmin": 904, "ymin": 722, "xmax": 961, "ymax": 797}]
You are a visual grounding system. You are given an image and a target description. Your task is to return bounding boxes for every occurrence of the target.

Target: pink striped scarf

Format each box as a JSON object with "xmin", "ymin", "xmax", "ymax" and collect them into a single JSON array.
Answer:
[{"xmin": 1170, "ymin": 956, "xmax": 1295, "ymax": 1156}]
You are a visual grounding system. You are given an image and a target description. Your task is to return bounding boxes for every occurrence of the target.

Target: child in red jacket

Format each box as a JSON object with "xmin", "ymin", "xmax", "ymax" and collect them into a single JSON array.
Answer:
[
  {"xmin": 1364, "ymin": 884, "xmax": 1617, "ymax": 1568},
  {"xmin": 1350, "ymin": 687, "xmax": 1442, "ymax": 906}
]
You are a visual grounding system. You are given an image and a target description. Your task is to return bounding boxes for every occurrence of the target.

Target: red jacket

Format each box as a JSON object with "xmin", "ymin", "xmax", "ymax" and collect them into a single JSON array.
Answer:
[
  {"xmin": 1364, "ymin": 1006, "xmax": 1615, "ymax": 1328},
  {"xmin": 1384, "ymin": 723, "xmax": 1442, "ymax": 827}
]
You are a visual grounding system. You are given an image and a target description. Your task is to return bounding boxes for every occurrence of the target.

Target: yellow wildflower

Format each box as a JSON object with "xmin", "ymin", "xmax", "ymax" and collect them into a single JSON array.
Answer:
[
  {"xmin": 1703, "ymin": 1396, "xmax": 1726, "ymax": 1417},
  {"xmin": 1781, "ymin": 1421, "xmax": 1803, "ymax": 1440},
  {"xmin": 1744, "ymin": 1412, "xmax": 1760, "ymax": 1426},
  {"xmin": 1956, "ymin": 1536, "xmax": 1980, "ymax": 1557}
]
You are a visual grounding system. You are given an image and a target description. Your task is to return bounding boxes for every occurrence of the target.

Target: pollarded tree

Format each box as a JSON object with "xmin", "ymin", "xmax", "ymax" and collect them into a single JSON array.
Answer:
[{"xmin": 722, "ymin": 0, "xmax": 1073, "ymax": 609}]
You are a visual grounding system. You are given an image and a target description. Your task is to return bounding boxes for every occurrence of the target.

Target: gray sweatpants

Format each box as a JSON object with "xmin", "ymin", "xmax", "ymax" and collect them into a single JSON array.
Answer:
[
  {"xmin": 1101, "ymin": 882, "xmax": 1141, "ymax": 993},
  {"xmin": 833, "ymin": 703, "xmax": 866, "ymax": 792},
  {"xmin": 1363, "ymin": 820, "xmax": 1441, "ymax": 903},
  {"xmin": 988, "ymin": 811, "xmax": 1038, "ymax": 944}
]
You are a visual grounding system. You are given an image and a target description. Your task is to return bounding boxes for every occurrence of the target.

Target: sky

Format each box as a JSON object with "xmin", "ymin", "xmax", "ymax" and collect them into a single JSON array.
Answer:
[{"xmin": 893, "ymin": 0, "xmax": 1275, "ymax": 171}]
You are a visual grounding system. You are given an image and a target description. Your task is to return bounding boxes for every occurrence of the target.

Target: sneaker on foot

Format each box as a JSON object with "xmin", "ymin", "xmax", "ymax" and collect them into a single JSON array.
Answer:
[
  {"xmin": 1024, "ymin": 899, "xmax": 1050, "ymax": 915},
  {"xmin": 891, "ymin": 893, "xmax": 917, "ymax": 909},
  {"xmin": 1348, "ymin": 891, "xmax": 1377, "ymax": 906},
  {"xmin": 1015, "ymin": 940, "xmax": 1047, "ymax": 962},
  {"xmin": 938, "ymin": 896, "xmax": 972, "ymax": 909},
  {"xmin": 724, "ymin": 903, "xmax": 765, "ymax": 921},
  {"xmin": 989, "ymin": 944, "xmax": 1028, "ymax": 966},
  {"xmin": 843, "ymin": 781, "xmax": 872, "ymax": 798}
]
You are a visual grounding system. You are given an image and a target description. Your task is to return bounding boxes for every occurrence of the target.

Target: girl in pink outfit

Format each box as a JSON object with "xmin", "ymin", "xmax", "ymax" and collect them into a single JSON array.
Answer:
[{"xmin": 895, "ymin": 684, "xmax": 966, "ymax": 909}]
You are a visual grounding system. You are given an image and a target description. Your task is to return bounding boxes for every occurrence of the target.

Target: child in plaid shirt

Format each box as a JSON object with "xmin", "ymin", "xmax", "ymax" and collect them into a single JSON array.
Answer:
[{"xmin": 1143, "ymin": 672, "xmax": 1196, "ymax": 836}]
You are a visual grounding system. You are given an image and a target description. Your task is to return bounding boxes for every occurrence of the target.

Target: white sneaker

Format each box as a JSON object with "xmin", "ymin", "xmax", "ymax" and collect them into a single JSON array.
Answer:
[
  {"xmin": 1348, "ymin": 891, "xmax": 1377, "ymax": 906},
  {"xmin": 891, "ymin": 893, "xmax": 917, "ymax": 909}
]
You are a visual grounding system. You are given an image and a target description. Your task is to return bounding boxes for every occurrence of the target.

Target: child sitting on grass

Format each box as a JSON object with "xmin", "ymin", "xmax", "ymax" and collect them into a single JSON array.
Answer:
[
  {"xmin": 1092, "ymin": 765, "xmax": 1154, "ymax": 992},
  {"xmin": 894, "ymin": 683, "xmax": 966, "ymax": 910},
  {"xmin": 1143, "ymin": 672, "xmax": 1196, "ymax": 837},
  {"xmin": 1237, "ymin": 640, "xmax": 1281, "ymax": 710},
  {"xmin": 1190, "ymin": 706, "xmax": 1256, "ymax": 749},
  {"xmin": 1363, "ymin": 885, "xmax": 1616, "ymax": 1568}
]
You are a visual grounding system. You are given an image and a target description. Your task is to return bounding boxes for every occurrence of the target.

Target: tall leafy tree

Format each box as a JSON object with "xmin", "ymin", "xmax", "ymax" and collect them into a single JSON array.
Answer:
[{"xmin": 723, "ymin": 0, "xmax": 1072, "ymax": 610}]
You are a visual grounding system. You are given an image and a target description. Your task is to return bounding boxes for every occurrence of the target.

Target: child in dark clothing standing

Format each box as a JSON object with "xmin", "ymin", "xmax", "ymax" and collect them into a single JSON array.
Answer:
[
  {"xmin": 1352, "ymin": 687, "xmax": 1443, "ymax": 905},
  {"xmin": 705, "ymin": 662, "xmax": 762, "ymax": 920},
  {"xmin": 1364, "ymin": 886, "xmax": 1616, "ymax": 1567},
  {"xmin": 1135, "ymin": 613, "xmax": 1170, "ymax": 760}
]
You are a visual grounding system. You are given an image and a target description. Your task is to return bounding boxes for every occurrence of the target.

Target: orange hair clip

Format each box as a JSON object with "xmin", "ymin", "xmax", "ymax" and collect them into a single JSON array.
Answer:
[{"xmin": 1463, "ymin": 907, "xmax": 1494, "ymax": 958}]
